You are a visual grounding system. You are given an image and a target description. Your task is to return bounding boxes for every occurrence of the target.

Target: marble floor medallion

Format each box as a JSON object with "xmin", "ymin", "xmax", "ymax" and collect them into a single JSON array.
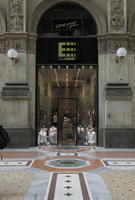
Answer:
[{"xmin": 46, "ymin": 158, "xmax": 90, "ymax": 168}]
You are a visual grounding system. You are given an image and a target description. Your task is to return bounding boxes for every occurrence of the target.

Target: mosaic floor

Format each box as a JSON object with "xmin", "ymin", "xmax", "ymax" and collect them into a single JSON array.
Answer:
[{"xmin": 0, "ymin": 146, "xmax": 135, "ymax": 200}]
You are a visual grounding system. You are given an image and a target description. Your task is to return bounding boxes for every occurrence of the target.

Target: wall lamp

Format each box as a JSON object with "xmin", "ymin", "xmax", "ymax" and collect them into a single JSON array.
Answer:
[
  {"xmin": 7, "ymin": 49, "xmax": 18, "ymax": 64},
  {"xmin": 116, "ymin": 47, "xmax": 127, "ymax": 63}
]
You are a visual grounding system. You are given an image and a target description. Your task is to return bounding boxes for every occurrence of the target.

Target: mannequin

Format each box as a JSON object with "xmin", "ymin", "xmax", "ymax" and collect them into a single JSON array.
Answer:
[
  {"xmin": 86, "ymin": 127, "xmax": 96, "ymax": 145},
  {"xmin": 38, "ymin": 125, "xmax": 48, "ymax": 145},
  {"xmin": 49, "ymin": 125, "xmax": 57, "ymax": 144},
  {"xmin": 77, "ymin": 125, "xmax": 85, "ymax": 134},
  {"xmin": 77, "ymin": 125, "xmax": 85, "ymax": 144}
]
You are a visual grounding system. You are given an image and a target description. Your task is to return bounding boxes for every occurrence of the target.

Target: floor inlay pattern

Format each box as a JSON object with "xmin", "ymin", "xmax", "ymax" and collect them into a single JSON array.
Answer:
[
  {"xmin": 32, "ymin": 156, "xmax": 103, "ymax": 172},
  {"xmin": 103, "ymin": 160, "xmax": 135, "ymax": 166},
  {"xmin": 44, "ymin": 173, "xmax": 90, "ymax": 200},
  {"xmin": 46, "ymin": 158, "xmax": 89, "ymax": 168},
  {"xmin": 57, "ymin": 152, "xmax": 78, "ymax": 156},
  {"xmin": 91, "ymin": 151, "xmax": 135, "ymax": 158},
  {"xmin": 0, "ymin": 160, "xmax": 32, "ymax": 167}
]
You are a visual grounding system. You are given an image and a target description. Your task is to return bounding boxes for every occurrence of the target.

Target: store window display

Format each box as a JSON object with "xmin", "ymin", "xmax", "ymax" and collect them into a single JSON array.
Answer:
[
  {"xmin": 48, "ymin": 125, "xmax": 57, "ymax": 144},
  {"xmin": 38, "ymin": 125, "xmax": 48, "ymax": 146}
]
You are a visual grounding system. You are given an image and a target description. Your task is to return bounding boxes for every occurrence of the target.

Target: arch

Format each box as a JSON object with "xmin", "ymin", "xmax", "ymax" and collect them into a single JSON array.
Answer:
[
  {"xmin": 129, "ymin": 9, "xmax": 135, "ymax": 34},
  {"xmin": 29, "ymin": 0, "xmax": 107, "ymax": 34},
  {"xmin": 0, "ymin": 11, "xmax": 6, "ymax": 34}
]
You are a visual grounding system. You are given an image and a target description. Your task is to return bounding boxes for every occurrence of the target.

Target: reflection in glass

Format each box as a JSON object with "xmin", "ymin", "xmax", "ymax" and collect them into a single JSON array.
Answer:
[{"xmin": 37, "ymin": 67, "xmax": 97, "ymax": 146}]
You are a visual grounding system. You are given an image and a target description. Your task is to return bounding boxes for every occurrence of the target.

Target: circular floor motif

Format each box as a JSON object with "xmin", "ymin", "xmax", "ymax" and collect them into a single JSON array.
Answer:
[
  {"xmin": 46, "ymin": 158, "xmax": 90, "ymax": 168},
  {"xmin": 32, "ymin": 156, "xmax": 103, "ymax": 172}
]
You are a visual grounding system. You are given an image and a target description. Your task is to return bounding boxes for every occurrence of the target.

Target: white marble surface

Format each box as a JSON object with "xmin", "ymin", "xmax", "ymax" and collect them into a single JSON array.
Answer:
[
  {"xmin": 0, "ymin": 160, "xmax": 30, "ymax": 166},
  {"xmin": 107, "ymin": 160, "xmax": 135, "ymax": 166}
]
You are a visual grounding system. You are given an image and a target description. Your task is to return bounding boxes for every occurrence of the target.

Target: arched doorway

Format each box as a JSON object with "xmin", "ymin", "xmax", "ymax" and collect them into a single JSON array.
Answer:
[{"xmin": 36, "ymin": 2, "xmax": 98, "ymax": 146}]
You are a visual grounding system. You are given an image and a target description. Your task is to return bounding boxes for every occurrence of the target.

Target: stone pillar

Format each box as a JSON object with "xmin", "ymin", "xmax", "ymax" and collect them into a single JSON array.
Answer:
[
  {"xmin": 97, "ymin": 35, "xmax": 107, "ymax": 147},
  {"xmin": 100, "ymin": 0, "xmax": 135, "ymax": 148},
  {"xmin": 0, "ymin": 0, "xmax": 37, "ymax": 147}
]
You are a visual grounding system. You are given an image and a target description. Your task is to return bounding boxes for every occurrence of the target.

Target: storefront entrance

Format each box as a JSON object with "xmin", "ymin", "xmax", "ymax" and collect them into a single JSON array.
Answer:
[{"xmin": 36, "ymin": 2, "xmax": 98, "ymax": 146}]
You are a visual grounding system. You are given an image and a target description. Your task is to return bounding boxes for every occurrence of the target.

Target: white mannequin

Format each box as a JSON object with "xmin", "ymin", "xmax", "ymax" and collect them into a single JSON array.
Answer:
[
  {"xmin": 38, "ymin": 126, "xmax": 48, "ymax": 145},
  {"xmin": 86, "ymin": 127, "xmax": 96, "ymax": 145},
  {"xmin": 77, "ymin": 125, "xmax": 85, "ymax": 134},
  {"xmin": 49, "ymin": 125, "xmax": 57, "ymax": 144}
]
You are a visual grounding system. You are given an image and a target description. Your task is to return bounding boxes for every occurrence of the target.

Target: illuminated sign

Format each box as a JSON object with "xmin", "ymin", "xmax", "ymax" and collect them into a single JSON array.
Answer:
[
  {"xmin": 37, "ymin": 38, "xmax": 98, "ymax": 64},
  {"xmin": 58, "ymin": 42, "xmax": 76, "ymax": 61},
  {"xmin": 53, "ymin": 19, "xmax": 81, "ymax": 31}
]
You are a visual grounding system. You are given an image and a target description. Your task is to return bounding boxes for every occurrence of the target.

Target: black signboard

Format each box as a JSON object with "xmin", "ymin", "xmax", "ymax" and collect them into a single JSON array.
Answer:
[
  {"xmin": 37, "ymin": 38, "xmax": 98, "ymax": 64},
  {"xmin": 53, "ymin": 19, "xmax": 82, "ymax": 31}
]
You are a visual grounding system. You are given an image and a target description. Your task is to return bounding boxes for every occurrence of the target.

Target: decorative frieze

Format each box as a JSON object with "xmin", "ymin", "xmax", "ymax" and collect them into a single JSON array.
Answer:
[
  {"xmin": 27, "ymin": 35, "xmax": 37, "ymax": 54},
  {"xmin": 127, "ymin": 36, "xmax": 135, "ymax": 53},
  {"xmin": 5, "ymin": 38, "xmax": 27, "ymax": 51},
  {"xmin": 98, "ymin": 34, "xmax": 135, "ymax": 54},
  {"xmin": 0, "ymin": 34, "xmax": 37, "ymax": 54},
  {"xmin": 8, "ymin": 0, "xmax": 26, "ymax": 32},
  {"xmin": 1, "ymin": 83, "xmax": 30, "ymax": 99},
  {"xmin": 111, "ymin": 0, "xmax": 124, "ymax": 27},
  {"xmin": 105, "ymin": 84, "xmax": 133, "ymax": 100},
  {"xmin": 0, "ymin": 37, "xmax": 5, "ymax": 53},
  {"xmin": 97, "ymin": 35, "xmax": 107, "ymax": 53},
  {"xmin": 107, "ymin": 36, "xmax": 128, "ymax": 53},
  {"xmin": 108, "ymin": 0, "xmax": 127, "ymax": 33}
]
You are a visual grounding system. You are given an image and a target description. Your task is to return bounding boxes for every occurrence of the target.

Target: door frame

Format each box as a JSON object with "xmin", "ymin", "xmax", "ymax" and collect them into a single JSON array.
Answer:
[{"xmin": 57, "ymin": 97, "xmax": 77, "ymax": 146}]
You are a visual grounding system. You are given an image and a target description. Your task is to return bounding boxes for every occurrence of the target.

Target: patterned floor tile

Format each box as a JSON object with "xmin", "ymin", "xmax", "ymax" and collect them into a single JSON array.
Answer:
[
  {"xmin": 0, "ymin": 160, "xmax": 33, "ymax": 167},
  {"xmin": 103, "ymin": 160, "xmax": 135, "ymax": 166},
  {"xmin": 44, "ymin": 173, "xmax": 90, "ymax": 200}
]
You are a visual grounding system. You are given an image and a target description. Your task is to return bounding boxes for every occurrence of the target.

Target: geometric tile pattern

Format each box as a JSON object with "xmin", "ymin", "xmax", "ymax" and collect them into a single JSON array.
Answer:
[
  {"xmin": 103, "ymin": 160, "xmax": 135, "ymax": 166},
  {"xmin": 91, "ymin": 151, "xmax": 135, "ymax": 158},
  {"xmin": 32, "ymin": 156, "xmax": 103, "ymax": 172},
  {"xmin": 101, "ymin": 170, "xmax": 135, "ymax": 200},
  {"xmin": 0, "ymin": 160, "xmax": 32, "ymax": 167},
  {"xmin": 44, "ymin": 173, "xmax": 90, "ymax": 200}
]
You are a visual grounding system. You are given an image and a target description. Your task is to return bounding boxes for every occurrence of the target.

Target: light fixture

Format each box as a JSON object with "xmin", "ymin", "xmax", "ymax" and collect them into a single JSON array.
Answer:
[
  {"xmin": 116, "ymin": 47, "xmax": 127, "ymax": 63},
  {"xmin": 7, "ymin": 49, "xmax": 18, "ymax": 64}
]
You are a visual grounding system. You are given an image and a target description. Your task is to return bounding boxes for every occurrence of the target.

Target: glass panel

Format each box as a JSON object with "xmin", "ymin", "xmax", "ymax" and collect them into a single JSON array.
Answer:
[{"xmin": 37, "ymin": 67, "xmax": 97, "ymax": 146}]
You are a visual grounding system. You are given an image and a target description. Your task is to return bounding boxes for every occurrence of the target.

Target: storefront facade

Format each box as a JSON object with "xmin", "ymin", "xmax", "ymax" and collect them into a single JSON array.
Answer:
[{"xmin": 0, "ymin": 0, "xmax": 135, "ymax": 147}]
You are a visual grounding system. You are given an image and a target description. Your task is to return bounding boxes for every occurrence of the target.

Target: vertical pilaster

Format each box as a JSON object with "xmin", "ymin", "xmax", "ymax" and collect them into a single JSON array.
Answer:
[
  {"xmin": 108, "ymin": 0, "xmax": 127, "ymax": 33},
  {"xmin": 7, "ymin": 0, "xmax": 26, "ymax": 32}
]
